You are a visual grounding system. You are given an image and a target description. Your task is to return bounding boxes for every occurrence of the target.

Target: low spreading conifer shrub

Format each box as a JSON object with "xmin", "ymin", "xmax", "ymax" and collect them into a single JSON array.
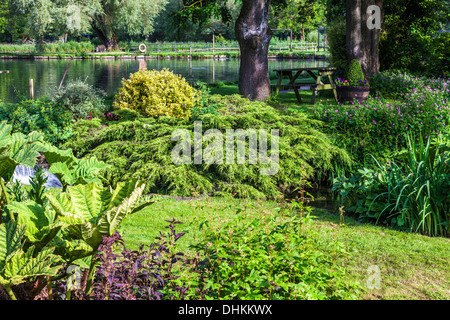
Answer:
[{"xmin": 65, "ymin": 95, "xmax": 352, "ymax": 198}]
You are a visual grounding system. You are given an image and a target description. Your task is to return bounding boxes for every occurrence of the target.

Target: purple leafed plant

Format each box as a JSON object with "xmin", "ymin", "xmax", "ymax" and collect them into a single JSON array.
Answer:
[{"xmin": 87, "ymin": 219, "xmax": 201, "ymax": 300}]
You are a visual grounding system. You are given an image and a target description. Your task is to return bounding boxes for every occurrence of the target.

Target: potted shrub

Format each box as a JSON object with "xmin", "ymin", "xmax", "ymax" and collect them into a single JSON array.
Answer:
[{"xmin": 335, "ymin": 59, "xmax": 370, "ymax": 103}]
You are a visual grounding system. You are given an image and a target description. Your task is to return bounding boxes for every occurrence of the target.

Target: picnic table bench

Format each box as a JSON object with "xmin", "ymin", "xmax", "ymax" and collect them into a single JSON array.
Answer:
[{"xmin": 272, "ymin": 66, "xmax": 338, "ymax": 104}]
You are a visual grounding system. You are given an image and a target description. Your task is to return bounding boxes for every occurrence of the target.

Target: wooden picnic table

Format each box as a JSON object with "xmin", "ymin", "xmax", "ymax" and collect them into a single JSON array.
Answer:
[{"xmin": 272, "ymin": 66, "xmax": 338, "ymax": 104}]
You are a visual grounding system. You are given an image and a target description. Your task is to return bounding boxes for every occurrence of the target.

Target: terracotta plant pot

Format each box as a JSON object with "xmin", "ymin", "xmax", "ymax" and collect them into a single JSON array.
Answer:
[{"xmin": 336, "ymin": 86, "xmax": 370, "ymax": 103}]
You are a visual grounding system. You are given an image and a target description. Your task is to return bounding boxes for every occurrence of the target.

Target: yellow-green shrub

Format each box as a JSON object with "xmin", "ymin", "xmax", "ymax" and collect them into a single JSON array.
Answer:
[{"xmin": 113, "ymin": 68, "xmax": 198, "ymax": 119}]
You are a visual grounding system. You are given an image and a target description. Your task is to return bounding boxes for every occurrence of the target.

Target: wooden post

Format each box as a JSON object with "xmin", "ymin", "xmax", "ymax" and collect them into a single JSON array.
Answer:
[
  {"xmin": 29, "ymin": 79, "xmax": 34, "ymax": 100},
  {"xmin": 290, "ymin": 29, "xmax": 293, "ymax": 51}
]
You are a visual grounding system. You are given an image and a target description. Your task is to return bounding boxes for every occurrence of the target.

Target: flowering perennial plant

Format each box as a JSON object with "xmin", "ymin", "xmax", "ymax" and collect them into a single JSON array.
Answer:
[
  {"xmin": 335, "ymin": 77, "xmax": 370, "ymax": 87},
  {"xmin": 314, "ymin": 73, "xmax": 450, "ymax": 160}
]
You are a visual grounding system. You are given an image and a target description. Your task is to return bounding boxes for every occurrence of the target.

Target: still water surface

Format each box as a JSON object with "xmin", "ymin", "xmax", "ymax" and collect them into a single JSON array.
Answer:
[{"xmin": 0, "ymin": 58, "xmax": 328, "ymax": 102}]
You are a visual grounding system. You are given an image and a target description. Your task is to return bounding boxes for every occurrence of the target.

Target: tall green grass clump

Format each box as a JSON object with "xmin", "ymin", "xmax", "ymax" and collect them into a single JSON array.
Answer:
[
  {"xmin": 42, "ymin": 41, "xmax": 95, "ymax": 53},
  {"xmin": 334, "ymin": 133, "xmax": 450, "ymax": 237}
]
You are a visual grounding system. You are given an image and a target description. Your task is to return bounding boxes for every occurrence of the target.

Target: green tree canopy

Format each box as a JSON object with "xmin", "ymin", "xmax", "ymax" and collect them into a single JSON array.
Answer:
[
  {"xmin": 11, "ymin": 0, "xmax": 168, "ymax": 50},
  {"xmin": 271, "ymin": 0, "xmax": 327, "ymax": 41}
]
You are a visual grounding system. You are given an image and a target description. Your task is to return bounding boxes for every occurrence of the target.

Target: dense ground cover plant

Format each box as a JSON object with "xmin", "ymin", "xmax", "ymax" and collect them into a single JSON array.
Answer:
[
  {"xmin": 190, "ymin": 82, "xmax": 222, "ymax": 120},
  {"xmin": 113, "ymin": 69, "xmax": 199, "ymax": 120},
  {"xmin": 313, "ymin": 73, "xmax": 450, "ymax": 163},
  {"xmin": 191, "ymin": 204, "xmax": 362, "ymax": 299},
  {"xmin": 369, "ymin": 71, "xmax": 450, "ymax": 99},
  {"xmin": 64, "ymin": 94, "xmax": 352, "ymax": 199},
  {"xmin": 333, "ymin": 134, "xmax": 450, "ymax": 237},
  {"xmin": 0, "ymin": 97, "xmax": 73, "ymax": 146}
]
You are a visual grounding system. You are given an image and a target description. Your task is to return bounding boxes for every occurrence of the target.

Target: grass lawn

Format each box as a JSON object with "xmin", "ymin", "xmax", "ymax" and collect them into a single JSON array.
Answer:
[
  {"xmin": 120, "ymin": 196, "xmax": 450, "ymax": 300},
  {"xmin": 209, "ymin": 80, "xmax": 338, "ymax": 112}
]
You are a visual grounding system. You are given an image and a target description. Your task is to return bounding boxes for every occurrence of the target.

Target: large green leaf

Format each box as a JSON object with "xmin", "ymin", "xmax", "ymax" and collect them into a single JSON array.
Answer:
[
  {"xmin": 0, "ymin": 221, "xmax": 62, "ymax": 287},
  {"xmin": 7, "ymin": 200, "xmax": 63, "ymax": 249},
  {"xmin": 0, "ymin": 246, "xmax": 62, "ymax": 287},
  {"xmin": 0, "ymin": 121, "xmax": 47, "ymax": 180},
  {"xmin": 45, "ymin": 180, "xmax": 154, "ymax": 249},
  {"xmin": 42, "ymin": 143, "xmax": 76, "ymax": 167},
  {"xmin": 0, "ymin": 221, "xmax": 25, "ymax": 271},
  {"xmin": 45, "ymin": 143, "xmax": 111, "ymax": 187}
]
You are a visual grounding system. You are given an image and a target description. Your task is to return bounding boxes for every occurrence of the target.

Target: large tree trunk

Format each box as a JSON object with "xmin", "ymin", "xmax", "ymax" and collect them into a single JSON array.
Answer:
[
  {"xmin": 361, "ymin": 0, "xmax": 383, "ymax": 76},
  {"xmin": 346, "ymin": 0, "xmax": 363, "ymax": 63},
  {"xmin": 91, "ymin": 22, "xmax": 120, "ymax": 52},
  {"xmin": 346, "ymin": 0, "xmax": 383, "ymax": 76},
  {"xmin": 235, "ymin": 0, "xmax": 272, "ymax": 101}
]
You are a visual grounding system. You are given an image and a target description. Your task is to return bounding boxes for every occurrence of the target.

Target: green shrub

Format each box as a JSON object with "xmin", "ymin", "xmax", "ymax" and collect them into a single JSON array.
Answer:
[
  {"xmin": 333, "ymin": 134, "xmax": 450, "ymax": 237},
  {"xmin": 346, "ymin": 59, "xmax": 365, "ymax": 86},
  {"xmin": 190, "ymin": 82, "xmax": 221, "ymax": 120},
  {"xmin": 64, "ymin": 95, "xmax": 352, "ymax": 198},
  {"xmin": 0, "ymin": 97, "xmax": 73, "ymax": 146},
  {"xmin": 51, "ymin": 79, "xmax": 107, "ymax": 120},
  {"xmin": 192, "ymin": 205, "xmax": 362, "ymax": 299},
  {"xmin": 380, "ymin": 32, "xmax": 450, "ymax": 77},
  {"xmin": 326, "ymin": 18, "xmax": 347, "ymax": 78},
  {"xmin": 313, "ymin": 74, "xmax": 450, "ymax": 164},
  {"xmin": 113, "ymin": 69, "xmax": 199, "ymax": 120}
]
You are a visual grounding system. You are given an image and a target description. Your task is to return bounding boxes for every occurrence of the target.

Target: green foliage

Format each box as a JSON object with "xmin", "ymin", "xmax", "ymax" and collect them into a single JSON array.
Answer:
[
  {"xmin": 0, "ymin": 117, "xmax": 154, "ymax": 299},
  {"xmin": 45, "ymin": 179, "xmax": 154, "ymax": 252},
  {"xmin": 0, "ymin": 97, "xmax": 73, "ymax": 146},
  {"xmin": 7, "ymin": 200, "xmax": 62, "ymax": 250},
  {"xmin": 26, "ymin": 166, "xmax": 48, "ymax": 206},
  {"xmin": 325, "ymin": 17, "xmax": 347, "ymax": 78},
  {"xmin": 65, "ymin": 94, "xmax": 352, "ymax": 199},
  {"xmin": 333, "ymin": 134, "xmax": 450, "ymax": 237},
  {"xmin": 0, "ymin": 220, "xmax": 62, "ymax": 300},
  {"xmin": 314, "ymin": 73, "xmax": 450, "ymax": 164},
  {"xmin": 42, "ymin": 41, "xmax": 94, "ymax": 53},
  {"xmin": 42, "ymin": 143, "xmax": 111, "ymax": 190},
  {"xmin": 270, "ymin": 0, "xmax": 327, "ymax": 40},
  {"xmin": 0, "ymin": 120, "xmax": 47, "ymax": 182},
  {"xmin": 379, "ymin": 0, "xmax": 449, "ymax": 76},
  {"xmin": 346, "ymin": 60, "xmax": 365, "ymax": 87},
  {"xmin": 51, "ymin": 79, "xmax": 107, "ymax": 120},
  {"xmin": 433, "ymin": 32, "xmax": 450, "ymax": 77},
  {"xmin": 190, "ymin": 82, "xmax": 222, "ymax": 120},
  {"xmin": 192, "ymin": 205, "xmax": 362, "ymax": 300},
  {"xmin": 113, "ymin": 69, "xmax": 199, "ymax": 120}
]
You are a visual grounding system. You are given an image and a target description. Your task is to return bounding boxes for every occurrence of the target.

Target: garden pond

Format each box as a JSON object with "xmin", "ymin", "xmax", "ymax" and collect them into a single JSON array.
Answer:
[{"xmin": 0, "ymin": 58, "xmax": 328, "ymax": 103}]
